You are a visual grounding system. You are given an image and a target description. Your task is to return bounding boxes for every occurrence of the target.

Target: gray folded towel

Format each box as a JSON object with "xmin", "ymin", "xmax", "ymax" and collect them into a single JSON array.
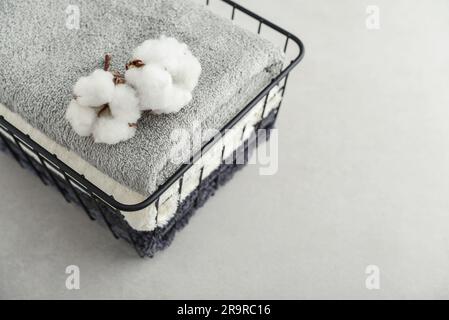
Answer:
[{"xmin": 0, "ymin": 0, "xmax": 283, "ymax": 195}]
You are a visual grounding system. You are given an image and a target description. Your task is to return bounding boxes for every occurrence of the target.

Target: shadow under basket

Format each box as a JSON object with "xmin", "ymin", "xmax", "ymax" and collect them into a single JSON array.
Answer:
[{"xmin": 0, "ymin": 0, "xmax": 304, "ymax": 258}]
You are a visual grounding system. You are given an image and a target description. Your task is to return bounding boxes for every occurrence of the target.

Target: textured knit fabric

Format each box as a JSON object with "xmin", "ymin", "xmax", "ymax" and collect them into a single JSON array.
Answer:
[{"xmin": 0, "ymin": 0, "xmax": 283, "ymax": 195}]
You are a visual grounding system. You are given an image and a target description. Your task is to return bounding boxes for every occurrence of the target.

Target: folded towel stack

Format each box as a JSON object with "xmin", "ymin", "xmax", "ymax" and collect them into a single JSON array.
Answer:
[{"xmin": 0, "ymin": 0, "xmax": 284, "ymax": 195}]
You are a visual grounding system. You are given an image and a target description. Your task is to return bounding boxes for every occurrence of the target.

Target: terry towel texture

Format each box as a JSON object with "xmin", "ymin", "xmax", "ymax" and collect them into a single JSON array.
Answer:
[{"xmin": 0, "ymin": 0, "xmax": 283, "ymax": 195}]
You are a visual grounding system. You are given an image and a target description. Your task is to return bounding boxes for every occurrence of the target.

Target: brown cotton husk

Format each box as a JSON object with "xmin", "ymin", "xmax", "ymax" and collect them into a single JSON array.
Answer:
[
  {"xmin": 126, "ymin": 59, "xmax": 145, "ymax": 70},
  {"xmin": 97, "ymin": 104, "xmax": 110, "ymax": 117},
  {"xmin": 104, "ymin": 54, "xmax": 112, "ymax": 72},
  {"xmin": 113, "ymin": 71, "xmax": 126, "ymax": 85}
]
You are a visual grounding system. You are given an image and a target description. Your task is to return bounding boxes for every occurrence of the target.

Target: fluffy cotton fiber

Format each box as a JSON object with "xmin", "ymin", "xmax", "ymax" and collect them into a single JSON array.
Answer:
[
  {"xmin": 66, "ymin": 36, "xmax": 201, "ymax": 143},
  {"xmin": 125, "ymin": 64, "xmax": 192, "ymax": 114},
  {"xmin": 125, "ymin": 35, "xmax": 201, "ymax": 114},
  {"xmin": 73, "ymin": 69, "xmax": 115, "ymax": 108},
  {"xmin": 93, "ymin": 83, "xmax": 140, "ymax": 144},
  {"xmin": 65, "ymin": 99, "xmax": 97, "ymax": 136},
  {"xmin": 108, "ymin": 83, "xmax": 141, "ymax": 124},
  {"xmin": 132, "ymin": 36, "xmax": 202, "ymax": 91},
  {"xmin": 93, "ymin": 116, "xmax": 137, "ymax": 145},
  {"xmin": 66, "ymin": 67, "xmax": 141, "ymax": 145}
]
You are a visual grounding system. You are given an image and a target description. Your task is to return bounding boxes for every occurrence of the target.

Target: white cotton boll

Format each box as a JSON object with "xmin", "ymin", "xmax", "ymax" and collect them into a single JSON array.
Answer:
[
  {"xmin": 132, "ymin": 36, "xmax": 182, "ymax": 72},
  {"xmin": 126, "ymin": 64, "xmax": 192, "ymax": 113},
  {"xmin": 93, "ymin": 117, "xmax": 136, "ymax": 145},
  {"xmin": 174, "ymin": 53, "xmax": 202, "ymax": 91},
  {"xmin": 126, "ymin": 62, "xmax": 172, "ymax": 93},
  {"xmin": 65, "ymin": 99, "xmax": 97, "ymax": 136},
  {"xmin": 151, "ymin": 85, "xmax": 192, "ymax": 114},
  {"xmin": 132, "ymin": 36, "xmax": 201, "ymax": 90},
  {"xmin": 108, "ymin": 84, "xmax": 141, "ymax": 124},
  {"xmin": 73, "ymin": 69, "xmax": 115, "ymax": 107},
  {"xmin": 128, "ymin": 36, "xmax": 201, "ymax": 113}
]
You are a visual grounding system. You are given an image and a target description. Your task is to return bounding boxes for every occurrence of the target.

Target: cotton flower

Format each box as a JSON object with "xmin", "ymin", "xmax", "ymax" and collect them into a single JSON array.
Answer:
[
  {"xmin": 125, "ymin": 35, "xmax": 201, "ymax": 113},
  {"xmin": 66, "ymin": 55, "xmax": 143, "ymax": 145},
  {"xmin": 65, "ymin": 99, "xmax": 97, "ymax": 136},
  {"xmin": 92, "ymin": 83, "xmax": 141, "ymax": 145},
  {"xmin": 109, "ymin": 83, "xmax": 141, "ymax": 124},
  {"xmin": 66, "ymin": 38, "xmax": 200, "ymax": 144},
  {"xmin": 73, "ymin": 69, "xmax": 115, "ymax": 107},
  {"xmin": 133, "ymin": 36, "xmax": 202, "ymax": 91},
  {"xmin": 92, "ymin": 116, "xmax": 137, "ymax": 145},
  {"xmin": 125, "ymin": 64, "xmax": 192, "ymax": 114}
]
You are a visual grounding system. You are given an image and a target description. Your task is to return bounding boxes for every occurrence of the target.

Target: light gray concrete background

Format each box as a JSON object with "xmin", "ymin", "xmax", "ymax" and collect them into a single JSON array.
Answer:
[{"xmin": 1, "ymin": 0, "xmax": 449, "ymax": 299}]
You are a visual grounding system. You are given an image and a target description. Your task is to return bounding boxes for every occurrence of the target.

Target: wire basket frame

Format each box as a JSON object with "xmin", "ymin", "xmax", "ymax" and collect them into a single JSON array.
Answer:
[{"xmin": 0, "ymin": 0, "xmax": 304, "ymax": 220}]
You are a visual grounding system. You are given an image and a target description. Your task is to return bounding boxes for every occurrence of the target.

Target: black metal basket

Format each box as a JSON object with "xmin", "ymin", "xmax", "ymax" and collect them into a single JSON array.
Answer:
[{"xmin": 0, "ymin": 0, "xmax": 305, "ymax": 257}]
